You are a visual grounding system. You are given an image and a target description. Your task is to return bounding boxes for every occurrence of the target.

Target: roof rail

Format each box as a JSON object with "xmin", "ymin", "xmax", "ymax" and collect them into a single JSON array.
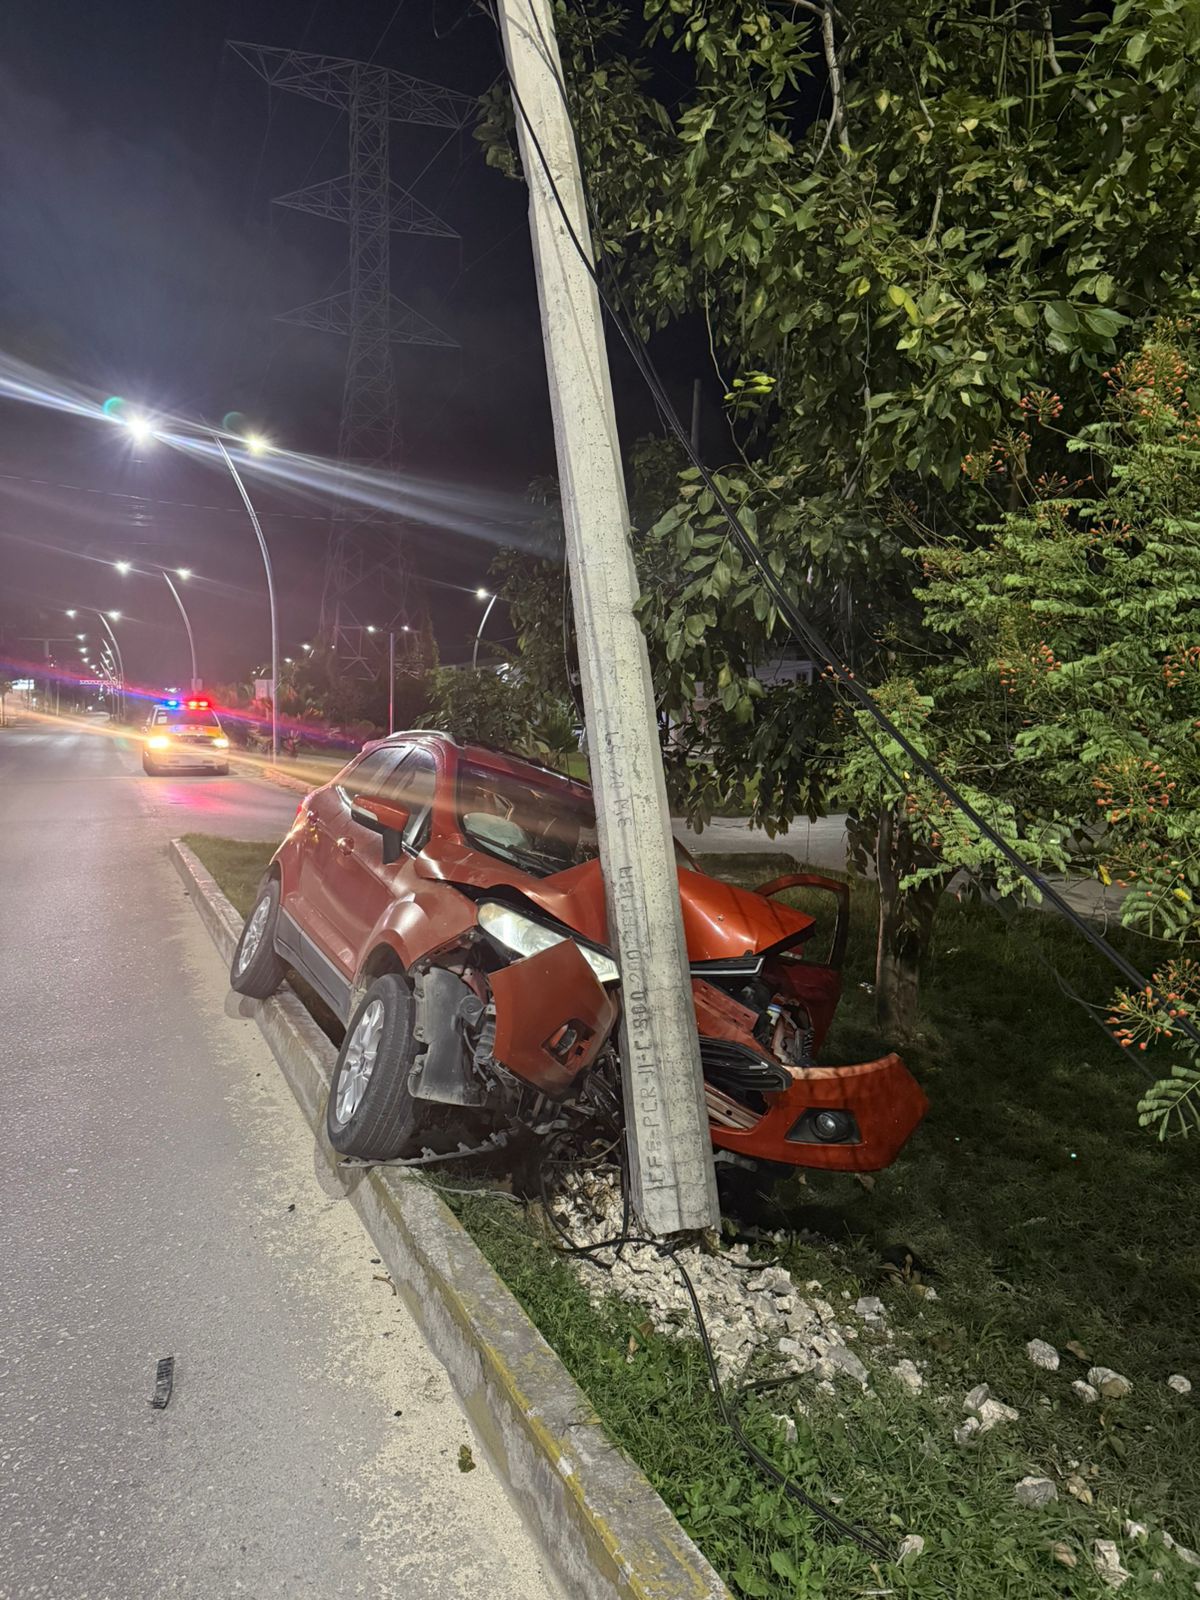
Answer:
[{"xmin": 385, "ymin": 728, "xmax": 457, "ymax": 744}]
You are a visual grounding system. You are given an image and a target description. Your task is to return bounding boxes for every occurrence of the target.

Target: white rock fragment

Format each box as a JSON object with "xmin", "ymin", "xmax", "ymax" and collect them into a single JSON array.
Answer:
[
  {"xmin": 963, "ymin": 1383, "xmax": 991, "ymax": 1413},
  {"xmin": 1072, "ymin": 1380, "xmax": 1099, "ymax": 1405},
  {"xmin": 819, "ymin": 1343, "xmax": 869, "ymax": 1386},
  {"xmin": 1051, "ymin": 1542, "xmax": 1078, "ymax": 1569},
  {"xmin": 854, "ymin": 1295, "xmax": 885, "ymax": 1321},
  {"xmin": 1124, "ymin": 1521, "xmax": 1149, "ymax": 1542},
  {"xmin": 1088, "ymin": 1366, "xmax": 1133, "ymax": 1399},
  {"xmin": 1014, "ymin": 1476, "xmax": 1058, "ymax": 1509},
  {"xmin": 953, "ymin": 1417, "xmax": 981, "ymax": 1447},
  {"xmin": 897, "ymin": 1534, "xmax": 925, "ymax": 1563},
  {"xmin": 977, "ymin": 1398, "xmax": 1020, "ymax": 1432},
  {"xmin": 1168, "ymin": 1374, "xmax": 1193, "ymax": 1396},
  {"xmin": 892, "ymin": 1359, "xmax": 924, "ymax": 1395},
  {"xmin": 1093, "ymin": 1539, "xmax": 1131, "ymax": 1589},
  {"xmin": 771, "ymin": 1413, "xmax": 798, "ymax": 1446},
  {"xmin": 1026, "ymin": 1338, "xmax": 1060, "ymax": 1371},
  {"xmin": 1164, "ymin": 1531, "xmax": 1200, "ymax": 1568}
]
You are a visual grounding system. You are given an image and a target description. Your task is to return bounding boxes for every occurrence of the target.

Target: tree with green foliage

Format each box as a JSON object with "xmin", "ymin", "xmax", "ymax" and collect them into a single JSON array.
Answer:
[
  {"xmin": 480, "ymin": 0, "xmax": 1200, "ymax": 1031},
  {"xmin": 425, "ymin": 663, "xmax": 578, "ymax": 769},
  {"xmin": 842, "ymin": 326, "xmax": 1200, "ymax": 1129}
]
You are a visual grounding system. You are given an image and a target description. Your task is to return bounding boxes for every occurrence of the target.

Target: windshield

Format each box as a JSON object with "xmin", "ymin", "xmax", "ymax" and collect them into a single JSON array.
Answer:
[
  {"xmin": 167, "ymin": 708, "xmax": 220, "ymax": 729},
  {"xmin": 457, "ymin": 760, "xmax": 599, "ymax": 878}
]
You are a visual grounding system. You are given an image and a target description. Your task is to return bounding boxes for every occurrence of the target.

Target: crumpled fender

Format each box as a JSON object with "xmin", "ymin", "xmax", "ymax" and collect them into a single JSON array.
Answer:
[{"xmin": 490, "ymin": 939, "xmax": 618, "ymax": 1098}]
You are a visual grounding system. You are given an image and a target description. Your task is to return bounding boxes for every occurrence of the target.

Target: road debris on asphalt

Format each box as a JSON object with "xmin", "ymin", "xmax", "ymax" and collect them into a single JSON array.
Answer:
[{"xmin": 149, "ymin": 1355, "xmax": 175, "ymax": 1410}]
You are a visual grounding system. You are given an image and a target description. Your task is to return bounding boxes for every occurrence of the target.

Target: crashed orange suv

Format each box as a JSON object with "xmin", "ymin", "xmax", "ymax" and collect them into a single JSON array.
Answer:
[{"xmin": 230, "ymin": 731, "xmax": 927, "ymax": 1175}]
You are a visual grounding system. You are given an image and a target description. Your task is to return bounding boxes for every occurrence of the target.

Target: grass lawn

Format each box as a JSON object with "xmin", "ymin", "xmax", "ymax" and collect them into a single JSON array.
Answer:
[{"xmin": 184, "ymin": 831, "xmax": 1200, "ymax": 1598}]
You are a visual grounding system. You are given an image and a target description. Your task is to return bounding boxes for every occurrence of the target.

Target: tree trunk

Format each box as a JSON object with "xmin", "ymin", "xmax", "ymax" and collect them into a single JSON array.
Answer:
[{"xmin": 873, "ymin": 803, "xmax": 944, "ymax": 1040}]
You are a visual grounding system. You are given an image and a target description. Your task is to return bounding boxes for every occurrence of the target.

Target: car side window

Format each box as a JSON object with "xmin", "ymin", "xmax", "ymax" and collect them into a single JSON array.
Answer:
[
  {"xmin": 385, "ymin": 750, "xmax": 437, "ymax": 849},
  {"xmin": 336, "ymin": 748, "xmax": 406, "ymax": 807}
]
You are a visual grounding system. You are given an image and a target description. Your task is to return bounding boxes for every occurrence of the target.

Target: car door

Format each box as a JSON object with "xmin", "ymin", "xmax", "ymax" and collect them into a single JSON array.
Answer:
[
  {"xmin": 295, "ymin": 746, "xmax": 410, "ymax": 1009},
  {"xmin": 320, "ymin": 747, "xmax": 439, "ymax": 975}
]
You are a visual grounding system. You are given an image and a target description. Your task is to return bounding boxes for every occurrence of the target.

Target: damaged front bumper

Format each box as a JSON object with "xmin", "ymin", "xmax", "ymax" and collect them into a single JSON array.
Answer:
[{"xmin": 706, "ymin": 1054, "xmax": 929, "ymax": 1172}]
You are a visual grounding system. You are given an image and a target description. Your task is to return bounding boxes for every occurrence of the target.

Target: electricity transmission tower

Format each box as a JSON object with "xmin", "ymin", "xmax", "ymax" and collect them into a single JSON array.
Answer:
[{"xmin": 230, "ymin": 43, "xmax": 475, "ymax": 676}]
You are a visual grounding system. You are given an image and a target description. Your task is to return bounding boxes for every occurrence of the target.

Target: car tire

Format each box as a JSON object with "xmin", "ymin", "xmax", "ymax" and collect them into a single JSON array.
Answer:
[
  {"xmin": 230, "ymin": 879, "xmax": 287, "ymax": 1000},
  {"xmin": 215, "ymin": 764, "xmax": 230, "ymax": 776},
  {"xmin": 326, "ymin": 974, "xmax": 429, "ymax": 1160},
  {"xmin": 142, "ymin": 755, "xmax": 157, "ymax": 775}
]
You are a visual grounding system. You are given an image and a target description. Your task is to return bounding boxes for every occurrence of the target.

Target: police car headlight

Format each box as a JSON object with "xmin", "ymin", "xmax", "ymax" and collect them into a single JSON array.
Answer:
[
  {"xmin": 477, "ymin": 902, "xmax": 619, "ymax": 984},
  {"xmin": 213, "ymin": 737, "xmax": 229, "ymax": 748},
  {"xmin": 147, "ymin": 735, "xmax": 171, "ymax": 750}
]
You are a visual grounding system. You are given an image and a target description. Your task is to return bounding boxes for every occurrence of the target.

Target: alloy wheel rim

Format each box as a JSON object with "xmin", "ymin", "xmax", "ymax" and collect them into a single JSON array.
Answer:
[
  {"xmin": 237, "ymin": 896, "xmax": 272, "ymax": 974},
  {"xmin": 335, "ymin": 999, "xmax": 385, "ymax": 1126}
]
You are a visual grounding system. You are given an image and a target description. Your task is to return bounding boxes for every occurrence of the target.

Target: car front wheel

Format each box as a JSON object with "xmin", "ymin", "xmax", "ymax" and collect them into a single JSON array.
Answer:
[
  {"xmin": 230, "ymin": 879, "xmax": 287, "ymax": 999},
  {"xmin": 326, "ymin": 974, "xmax": 430, "ymax": 1160}
]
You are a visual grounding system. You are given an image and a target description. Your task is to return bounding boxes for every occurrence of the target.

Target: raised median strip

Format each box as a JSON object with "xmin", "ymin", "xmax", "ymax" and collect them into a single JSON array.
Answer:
[{"xmin": 169, "ymin": 837, "xmax": 730, "ymax": 1600}]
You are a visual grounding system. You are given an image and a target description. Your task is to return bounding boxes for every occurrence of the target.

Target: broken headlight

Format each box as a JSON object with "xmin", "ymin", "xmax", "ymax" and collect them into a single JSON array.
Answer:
[{"xmin": 477, "ymin": 901, "xmax": 619, "ymax": 985}]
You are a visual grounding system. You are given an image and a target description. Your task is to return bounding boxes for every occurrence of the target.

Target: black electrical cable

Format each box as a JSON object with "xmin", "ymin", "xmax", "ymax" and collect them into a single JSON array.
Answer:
[
  {"xmin": 664, "ymin": 1242, "xmax": 894, "ymax": 1564},
  {"xmin": 487, "ymin": 4, "xmax": 1200, "ymax": 1068}
]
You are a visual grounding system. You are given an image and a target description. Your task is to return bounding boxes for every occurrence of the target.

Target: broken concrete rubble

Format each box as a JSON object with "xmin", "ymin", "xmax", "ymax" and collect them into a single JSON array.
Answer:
[
  {"xmin": 1014, "ymin": 1476, "xmax": 1058, "ymax": 1509},
  {"xmin": 1026, "ymin": 1338, "xmax": 1060, "ymax": 1371},
  {"xmin": 1088, "ymin": 1365, "xmax": 1133, "ymax": 1399}
]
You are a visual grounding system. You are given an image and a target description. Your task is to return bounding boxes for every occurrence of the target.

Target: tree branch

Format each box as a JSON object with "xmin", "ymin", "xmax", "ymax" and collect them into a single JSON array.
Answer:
[
  {"xmin": 1041, "ymin": 7, "xmax": 1098, "ymax": 114},
  {"xmin": 821, "ymin": 3, "xmax": 849, "ymax": 153},
  {"xmin": 924, "ymin": 182, "xmax": 944, "ymax": 248}
]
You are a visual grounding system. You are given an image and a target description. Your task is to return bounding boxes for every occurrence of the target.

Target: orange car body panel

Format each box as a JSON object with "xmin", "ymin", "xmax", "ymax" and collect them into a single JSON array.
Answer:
[
  {"xmin": 708, "ymin": 1055, "xmax": 930, "ymax": 1173},
  {"xmin": 490, "ymin": 940, "xmax": 619, "ymax": 1097}
]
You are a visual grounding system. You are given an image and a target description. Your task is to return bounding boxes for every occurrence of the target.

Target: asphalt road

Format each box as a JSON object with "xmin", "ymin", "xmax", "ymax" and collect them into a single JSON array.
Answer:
[{"xmin": 0, "ymin": 721, "xmax": 561, "ymax": 1600}]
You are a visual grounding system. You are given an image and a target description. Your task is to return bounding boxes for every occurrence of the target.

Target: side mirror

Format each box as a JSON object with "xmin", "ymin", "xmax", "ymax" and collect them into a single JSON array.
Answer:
[{"xmin": 350, "ymin": 794, "xmax": 411, "ymax": 865}]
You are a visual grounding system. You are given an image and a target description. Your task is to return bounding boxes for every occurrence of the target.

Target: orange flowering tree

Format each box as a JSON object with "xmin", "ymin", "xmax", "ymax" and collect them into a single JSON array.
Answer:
[{"xmin": 842, "ymin": 328, "xmax": 1200, "ymax": 1131}]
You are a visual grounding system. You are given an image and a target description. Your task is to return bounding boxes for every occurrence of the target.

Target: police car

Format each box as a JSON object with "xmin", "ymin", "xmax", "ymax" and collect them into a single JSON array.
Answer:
[{"xmin": 142, "ymin": 697, "xmax": 231, "ymax": 776}]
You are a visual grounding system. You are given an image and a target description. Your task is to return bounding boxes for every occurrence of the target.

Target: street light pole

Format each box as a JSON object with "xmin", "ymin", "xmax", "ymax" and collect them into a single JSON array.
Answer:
[
  {"xmin": 97, "ymin": 613, "xmax": 126, "ymax": 722},
  {"xmin": 472, "ymin": 594, "xmax": 498, "ymax": 670},
  {"xmin": 214, "ymin": 436, "xmax": 278, "ymax": 761},
  {"xmin": 496, "ymin": 0, "xmax": 718, "ymax": 1234},
  {"xmin": 388, "ymin": 629, "xmax": 396, "ymax": 733},
  {"xmin": 117, "ymin": 561, "xmax": 201, "ymax": 692},
  {"xmin": 159, "ymin": 572, "xmax": 199, "ymax": 691}
]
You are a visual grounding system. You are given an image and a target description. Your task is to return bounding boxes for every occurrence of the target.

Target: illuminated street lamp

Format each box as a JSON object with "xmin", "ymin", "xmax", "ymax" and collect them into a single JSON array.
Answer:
[
  {"xmin": 473, "ymin": 589, "xmax": 500, "ymax": 670},
  {"xmin": 114, "ymin": 559, "xmax": 201, "ymax": 691},
  {"xmin": 365, "ymin": 623, "xmax": 414, "ymax": 733}
]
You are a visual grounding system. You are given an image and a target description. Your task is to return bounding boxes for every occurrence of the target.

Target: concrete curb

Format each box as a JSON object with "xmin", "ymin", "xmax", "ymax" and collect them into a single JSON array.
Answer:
[{"xmin": 169, "ymin": 838, "xmax": 730, "ymax": 1600}]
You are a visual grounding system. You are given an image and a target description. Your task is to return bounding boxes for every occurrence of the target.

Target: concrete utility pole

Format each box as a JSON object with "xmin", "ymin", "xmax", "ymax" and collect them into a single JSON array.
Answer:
[{"xmin": 495, "ymin": 0, "xmax": 718, "ymax": 1236}]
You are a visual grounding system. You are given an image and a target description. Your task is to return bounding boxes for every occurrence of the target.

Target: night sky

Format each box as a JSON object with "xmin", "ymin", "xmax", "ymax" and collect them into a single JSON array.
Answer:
[{"xmin": 0, "ymin": 0, "xmax": 674, "ymax": 689}]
